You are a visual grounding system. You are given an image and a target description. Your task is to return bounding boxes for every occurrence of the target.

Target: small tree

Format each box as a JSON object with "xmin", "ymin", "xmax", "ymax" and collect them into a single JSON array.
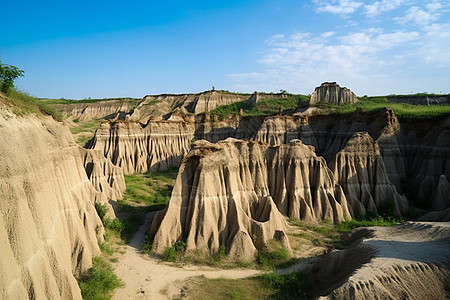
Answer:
[{"xmin": 0, "ymin": 59, "xmax": 24, "ymax": 93}]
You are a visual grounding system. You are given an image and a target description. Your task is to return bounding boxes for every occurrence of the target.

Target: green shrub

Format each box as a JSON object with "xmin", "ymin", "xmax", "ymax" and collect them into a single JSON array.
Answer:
[
  {"xmin": 95, "ymin": 203, "xmax": 108, "ymax": 222},
  {"xmin": 259, "ymin": 270, "xmax": 311, "ymax": 299},
  {"xmin": 103, "ymin": 218, "xmax": 125, "ymax": 234},
  {"xmin": 336, "ymin": 215, "xmax": 402, "ymax": 233},
  {"xmin": 142, "ymin": 230, "xmax": 156, "ymax": 254},
  {"xmin": 78, "ymin": 257, "xmax": 123, "ymax": 300},
  {"xmin": 163, "ymin": 240, "xmax": 186, "ymax": 262},
  {"xmin": 210, "ymin": 245, "xmax": 227, "ymax": 264},
  {"xmin": 163, "ymin": 246, "xmax": 177, "ymax": 262},
  {"xmin": 256, "ymin": 247, "xmax": 292, "ymax": 270}
]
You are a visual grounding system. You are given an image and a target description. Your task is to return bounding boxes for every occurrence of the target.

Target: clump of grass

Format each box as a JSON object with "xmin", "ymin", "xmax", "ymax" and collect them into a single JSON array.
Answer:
[
  {"xmin": 209, "ymin": 94, "xmax": 309, "ymax": 120},
  {"xmin": 259, "ymin": 270, "xmax": 311, "ymax": 299},
  {"xmin": 3, "ymin": 89, "xmax": 63, "ymax": 121},
  {"xmin": 182, "ymin": 270, "xmax": 312, "ymax": 300},
  {"xmin": 163, "ymin": 241, "xmax": 186, "ymax": 262},
  {"xmin": 183, "ymin": 276, "xmax": 275, "ymax": 300},
  {"xmin": 78, "ymin": 257, "xmax": 123, "ymax": 300},
  {"xmin": 336, "ymin": 214, "xmax": 402, "ymax": 233},
  {"xmin": 121, "ymin": 167, "xmax": 178, "ymax": 210}
]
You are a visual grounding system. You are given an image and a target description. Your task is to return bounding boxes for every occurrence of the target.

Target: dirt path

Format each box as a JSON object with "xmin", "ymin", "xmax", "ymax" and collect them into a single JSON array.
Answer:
[{"xmin": 112, "ymin": 212, "xmax": 262, "ymax": 300}]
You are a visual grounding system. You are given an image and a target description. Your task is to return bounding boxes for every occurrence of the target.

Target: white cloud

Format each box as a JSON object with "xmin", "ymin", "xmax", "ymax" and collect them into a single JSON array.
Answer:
[
  {"xmin": 420, "ymin": 22, "xmax": 450, "ymax": 65},
  {"xmin": 394, "ymin": 6, "xmax": 438, "ymax": 25},
  {"xmin": 321, "ymin": 31, "xmax": 335, "ymax": 38},
  {"xmin": 314, "ymin": 0, "xmax": 363, "ymax": 15},
  {"xmin": 364, "ymin": 0, "xmax": 408, "ymax": 17},
  {"xmin": 426, "ymin": 1, "xmax": 443, "ymax": 12}
]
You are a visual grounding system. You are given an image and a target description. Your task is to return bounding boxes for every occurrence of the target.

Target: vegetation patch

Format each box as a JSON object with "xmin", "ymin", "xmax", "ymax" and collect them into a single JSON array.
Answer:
[
  {"xmin": 182, "ymin": 270, "xmax": 311, "ymax": 300},
  {"xmin": 314, "ymin": 95, "xmax": 450, "ymax": 121},
  {"xmin": 78, "ymin": 257, "xmax": 124, "ymax": 300},
  {"xmin": 68, "ymin": 118, "xmax": 103, "ymax": 146},
  {"xmin": 120, "ymin": 167, "xmax": 178, "ymax": 210},
  {"xmin": 3, "ymin": 89, "xmax": 63, "ymax": 121},
  {"xmin": 209, "ymin": 94, "xmax": 309, "ymax": 120}
]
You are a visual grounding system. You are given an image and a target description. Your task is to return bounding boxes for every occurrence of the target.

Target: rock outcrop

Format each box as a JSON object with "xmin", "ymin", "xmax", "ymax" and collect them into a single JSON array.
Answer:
[
  {"xmin": 53, "ymin": 98, "xmax": 138, "ymax": 121},
  {"xmin": 388, "ymin": 94, "xmax": 450, "ymax": 105},
  {"xmin": 329, "ymin": 132, "xmax": 408, "ymax": 216},
  {"xmin": 309, "ymin": 82, "xmax": 358, "ymax": 105},
  {"xmin": 88, "ymin": 120, "xmax": 195, "ymax": 174},
  {"xmin": 82, "ymin": 149, "xmax": 126, "ymax": 204},
  {"xmin": 151, "ymin": 138, "xmax": 352, "ymax": 260},
  {"xmin": 0, "ymin": 107, "xmax": 120, "ymax": 299},
  {"xmin": 129, "ymin": 91, "xmax": 250, "ymax": 122},
  {"xmin": 318, "ymin": 222, "xmax": 450, "ymax": 299}
]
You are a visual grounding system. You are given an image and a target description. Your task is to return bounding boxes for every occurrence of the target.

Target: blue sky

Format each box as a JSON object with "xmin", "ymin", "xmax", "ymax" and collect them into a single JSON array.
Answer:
[{"xmin": 1, "ymin": 0, "xmax": 449, "ymax": 99}]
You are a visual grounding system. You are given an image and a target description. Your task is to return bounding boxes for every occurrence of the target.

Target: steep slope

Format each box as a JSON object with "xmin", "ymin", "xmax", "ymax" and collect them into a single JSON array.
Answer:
[
  {"xmin": 329, "ymin": 132, "xmax": 408, "ymax": 216},
  {"xmin": 0, "ymin": 104, "xmax": 124, "ymax": 299},
  {"xmin": 52, "ymin": 99, "xmax": 138, "ymax": 121},
  {"xmin": 88, "ymin": 119, "xmax": 195, "ymax": 174},
  {"xmin": 151, "ymin": 138, "xmax": 350, "ymax": 260},
  {"xmin": 317, "ymin": 222, "xmax": 450, "ymax": 299},
  {"xmin": 129, "ymin": 91, "xmax": 250, "ymax": 122}
]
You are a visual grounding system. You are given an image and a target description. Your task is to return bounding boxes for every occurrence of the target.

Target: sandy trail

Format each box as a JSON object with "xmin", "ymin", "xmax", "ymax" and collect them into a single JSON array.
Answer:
[{"xmin": 112, "ymin": 212, "xmax": 262, "ymax": 300}]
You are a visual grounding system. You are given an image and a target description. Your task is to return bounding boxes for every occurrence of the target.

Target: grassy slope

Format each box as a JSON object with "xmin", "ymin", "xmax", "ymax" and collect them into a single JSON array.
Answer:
[
  {"xmin": 209, "ymin": 94, "xmax": 309, "ymax": 120},
  {"xmin": 209, "ymin": 93, "xmax": 450, "ymax": 121}
]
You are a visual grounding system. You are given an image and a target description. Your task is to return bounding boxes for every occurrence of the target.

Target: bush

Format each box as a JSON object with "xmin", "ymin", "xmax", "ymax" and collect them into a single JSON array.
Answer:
[
  {"xmin": 163, "ymin": 247, "xmax": 177, "ymax": 262},
  {"xmin": 259, "ymin": 270, "xmax": 311, "ymax": 299},
  {"xmin": 163, "ymin": 240, "xmax": 186, "ymax": 262},
  {"xmin": 95, "ymin": 203, "xmax": 108, "ymax": 222},
  {"xmin": 78, "ymin": 257, "xmax": 123, "ymax": 300},
  {"xmin": 210, "ymin": 245, "xmax": 226, "ymax": 264},
  {"xmin": 257, "ymin": 247, "xmax": 292, "ymax": 270},
  {"xmin": 103, "ymin": 218, "xmax": 125, "ymax": 234}
]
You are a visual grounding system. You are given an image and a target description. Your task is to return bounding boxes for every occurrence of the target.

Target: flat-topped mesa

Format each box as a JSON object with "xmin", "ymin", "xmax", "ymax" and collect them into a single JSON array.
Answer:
[
  {"xmin": 151, "ymin": 138, "xmax": 350, "ymax": 261},
  {"xmin": 309, "ymin": 82, "xmax": 358, "ymax": 105}
]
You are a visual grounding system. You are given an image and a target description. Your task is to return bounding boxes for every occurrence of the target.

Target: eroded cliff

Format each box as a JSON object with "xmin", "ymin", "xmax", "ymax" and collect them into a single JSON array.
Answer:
[
  {"xmin": 0, "ymin": 102, "xmax": 125, "ymax": 299},
  {"xmin": 88, "ymin": 119, "xmax": 195, "ymax": 174},
  {"xmin": 151, "ymin": 138, "xmax": 354, "ymax": 260}
]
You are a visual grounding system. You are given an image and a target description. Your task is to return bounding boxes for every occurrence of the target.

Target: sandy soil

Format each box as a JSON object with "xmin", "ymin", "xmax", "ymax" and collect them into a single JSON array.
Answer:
[{"xmin": 112, "ymin": 213, "xmax": 262, "ymax": 300}]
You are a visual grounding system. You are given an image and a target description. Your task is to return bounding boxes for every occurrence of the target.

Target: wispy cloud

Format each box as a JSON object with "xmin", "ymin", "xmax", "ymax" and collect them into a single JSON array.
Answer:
[
  {"xmin": 229, "ymin": 0, "xmax": 450, "ymax": 95},
  {"xmin": 314, "ymin": 0, "xmax": 363, "ymax": 15},
  {"xmin": 394, "ymin": 6, "xmax": 439, "ymax": 25},
  {"xmin": 364, "ymin": 0, "xmax": 408, "ymax": 17}
]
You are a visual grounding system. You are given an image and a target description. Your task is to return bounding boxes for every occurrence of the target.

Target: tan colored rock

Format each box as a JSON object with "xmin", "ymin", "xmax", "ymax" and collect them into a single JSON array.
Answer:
[
  {"xmin": 88, "ymin": 120, "xmax": 195, "ymax": 174},
  {"xmin": 52, "ymin": 99, "xmax": 138, "ymax": 121},
  {"xmin": 330, "ymin": 132, "xmax": 408, "ymax": 216},
  {"xmin": 81, "ymin": 149, "xmax": 126, "ymax": 217},
  {"xmin": 151, "ymin": 138, "xmax": 351, "ymax": 260},
  {"xmin": 0, "ymin": 109, "xmax": 105, "ymax": 299},
  {"xmin": 309, "ymin": 82, "xmax": 358, "ymax": 105},
  {"xmin": 130, "ymin": 91, "xmax": 250, "ymax": 122},
  {"xmin": 318, "ymin": 222, "xmax": 450, "ymax": 300}
]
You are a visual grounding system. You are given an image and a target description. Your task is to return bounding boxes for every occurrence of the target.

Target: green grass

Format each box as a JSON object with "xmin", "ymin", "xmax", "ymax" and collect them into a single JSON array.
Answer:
[
  {"xmin": 68, "ymin": 118, "xmax": 103, "ymax": 145},
  {"xmin": 183, "ymin": 270, "xmax": 311, "ymax": 300},
  {"xmin": 209, "ymin": 94, "xmax": 309, "ymax": 120},
  {"xmin": 314, "ymin": 96, "xmax": 450, "ymax": 121},
  {"xmin": 120, "ymin": 167, "xmax": 178, "ymax": 210},
  {"xmin": 183, "ymin": 276, "xmax": 276, "ymax": 300},
  {"xmin": 78, "ymin": 257, "xmax": 123, "ymax": 300},
  {"xmin": 3, "ymin": 89, "xmax": 63, "ymax": 121},
  {"xmin": 37, "ymin": 97, "xmax": 141, "ymax": 105},
  {"xmin": 288, "ymin": 214, "xmax": 403, "ymax": 248}
]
